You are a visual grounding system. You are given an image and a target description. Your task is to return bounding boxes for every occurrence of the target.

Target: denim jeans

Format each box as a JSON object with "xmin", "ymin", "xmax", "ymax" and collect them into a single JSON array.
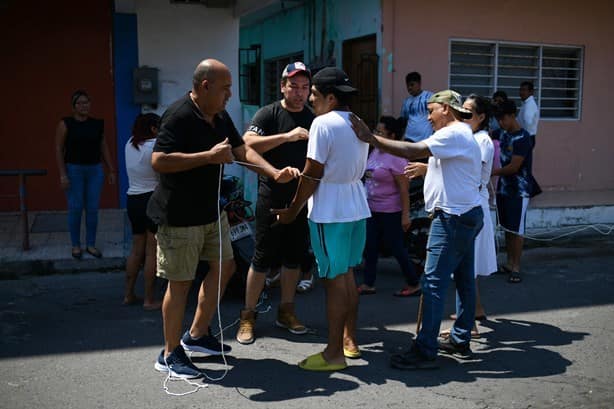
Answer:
[
  {"xmin": 415, "ymin": 206, "xmax": 483, "ymax": 358},
  {"xmin": 363, "ymin": 211, "xmax": 419, "ymax": 287},
  {"xmin": 65, "ymin": 163, "xmax": 104, "ymax": 247}
]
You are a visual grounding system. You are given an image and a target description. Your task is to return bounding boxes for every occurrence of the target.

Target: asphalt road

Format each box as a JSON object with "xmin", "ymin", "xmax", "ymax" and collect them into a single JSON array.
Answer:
[{"xmin": 1, "ymin": 236, "xmax": 613, "ymax": 409}]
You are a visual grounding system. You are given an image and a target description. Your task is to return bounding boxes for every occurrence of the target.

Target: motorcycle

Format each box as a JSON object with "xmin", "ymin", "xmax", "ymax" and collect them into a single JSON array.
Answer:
[
  {"xmin": 405, "ymin": 177, "xmax": 432, "ymax": 274},
  {"xmin": 219, "ymin": 175, "xmax": 255, "ymax": 297}
]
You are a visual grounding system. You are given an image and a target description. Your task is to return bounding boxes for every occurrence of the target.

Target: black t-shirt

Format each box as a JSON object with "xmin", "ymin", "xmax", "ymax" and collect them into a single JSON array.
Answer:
[
  {"xmin": 63, "ymin": 117, "xmax": 104, "ymax": 165},
  {"xmin": 247, "ymin": 101, "xmax": 314, "ymax": 204},
  {"xmin": 147, "ymin": 94, "xmax": 244, "ymax": 227}
]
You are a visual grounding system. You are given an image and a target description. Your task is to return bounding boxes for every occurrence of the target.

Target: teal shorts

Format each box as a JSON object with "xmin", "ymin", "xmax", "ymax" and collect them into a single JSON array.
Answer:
[{"xmin": 308, "ymin": 219, "xmax": 366, "ymax": 280}]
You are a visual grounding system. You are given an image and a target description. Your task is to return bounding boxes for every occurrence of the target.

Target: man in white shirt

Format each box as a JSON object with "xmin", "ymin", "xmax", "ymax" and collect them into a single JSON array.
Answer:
[
  {"xmin": 350, "ymin": 90, "xmax": 483, "ymax": 369},
  {"xmin": 274, "ymin": 67, "xmax": 370, "ymax": 372},
  {"xmin": 518, "ymin": 81, "xmax": 539, "ymax": 147}
]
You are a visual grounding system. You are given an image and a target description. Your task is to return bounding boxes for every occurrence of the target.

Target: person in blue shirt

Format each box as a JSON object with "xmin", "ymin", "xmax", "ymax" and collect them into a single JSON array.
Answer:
[
  {"xmin": 400, "ymin": 72, "xmax": 433, "ymax": 142},
  {"xmin": 492, "ymin": 99, "xmax": 540, "ymax": 284}
]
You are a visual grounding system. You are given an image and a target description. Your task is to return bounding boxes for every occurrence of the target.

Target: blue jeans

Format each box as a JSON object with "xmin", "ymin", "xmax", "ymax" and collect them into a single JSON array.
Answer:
[
  {"xmin": 415, "ymin": 206, "xmax": 483, "ymax": 358},
  {"xmin": 363, "ymin": 211, "xmax": 419, "ymax": 287},
  {"xmin": 65, "ymin": 164, "xmax": 104, "ymax": 247}
]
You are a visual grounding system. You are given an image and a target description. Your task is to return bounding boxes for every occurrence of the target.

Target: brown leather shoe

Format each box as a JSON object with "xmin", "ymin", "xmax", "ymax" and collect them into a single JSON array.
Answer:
[
  {"xmin": 275, "ymin": 302, "xmax": 307, "ymax": 334},
  {"xmin": 236, "ymin": 309, "xmax": 257, "ymax": 344}
]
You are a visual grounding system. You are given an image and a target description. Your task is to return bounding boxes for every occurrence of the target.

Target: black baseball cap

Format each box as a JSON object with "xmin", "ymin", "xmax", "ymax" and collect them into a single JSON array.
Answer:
[{"xmin": 312, "ymin": 67, "xmax": 357, "ymax": 93}]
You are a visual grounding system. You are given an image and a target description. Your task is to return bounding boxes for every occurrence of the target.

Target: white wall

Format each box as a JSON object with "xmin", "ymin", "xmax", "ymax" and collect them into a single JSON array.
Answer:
[{"xmin": 135, "ymin": 0, "xmax": 241, "ymax": 127}]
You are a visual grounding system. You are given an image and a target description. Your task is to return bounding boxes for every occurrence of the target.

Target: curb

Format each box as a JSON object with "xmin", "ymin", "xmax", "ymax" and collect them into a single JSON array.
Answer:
[{"xmin": 0, "ymin": 257, "xmax": 125, "ymax": 279}]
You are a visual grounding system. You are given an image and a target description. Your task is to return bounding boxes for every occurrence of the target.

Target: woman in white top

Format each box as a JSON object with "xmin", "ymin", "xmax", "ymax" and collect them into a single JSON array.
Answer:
[
  {"xmin": 464, "ymin": 94, "xmax": 498, "ymax": 320},
  {"xmin": 124, "ymin": 113, "xmax": 161, "ymax": 310}
]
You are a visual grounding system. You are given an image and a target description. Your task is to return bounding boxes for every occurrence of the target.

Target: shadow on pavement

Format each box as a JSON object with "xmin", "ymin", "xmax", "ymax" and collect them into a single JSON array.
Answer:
[{"xmin": 174, "ymin": 318, "xmax": 588, "ymax": 403}]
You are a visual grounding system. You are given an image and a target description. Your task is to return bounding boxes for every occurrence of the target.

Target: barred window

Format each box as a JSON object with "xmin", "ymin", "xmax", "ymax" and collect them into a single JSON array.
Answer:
[
  {"xmin": 239, "ymin": 45, "xmax": 261, "ymax": 105},
  {"xmin": 449, "ymin": 39, "xmax": 583, "ymax": 119},
  {"xmin": 263, "ymin": 52, "xmax": 304, "ymax": 105}
]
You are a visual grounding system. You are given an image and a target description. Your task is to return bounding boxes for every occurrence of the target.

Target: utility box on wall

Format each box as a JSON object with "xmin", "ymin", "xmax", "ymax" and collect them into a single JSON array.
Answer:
[{"xmin": 133, "ymin": 66, "xmax": 159, "ymax": 105}]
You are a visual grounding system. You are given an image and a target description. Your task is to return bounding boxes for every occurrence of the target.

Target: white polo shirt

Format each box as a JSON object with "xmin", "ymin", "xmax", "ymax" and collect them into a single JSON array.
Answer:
[{"xmin": 422, "ymin": 122, "xmax": 482, "ymax": 215}]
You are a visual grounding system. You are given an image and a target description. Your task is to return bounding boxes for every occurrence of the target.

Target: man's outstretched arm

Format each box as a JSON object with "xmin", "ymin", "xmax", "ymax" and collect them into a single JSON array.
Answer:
[{"xmin": 349, "ymin": 113, "xmax": 431, "ymax": 161}]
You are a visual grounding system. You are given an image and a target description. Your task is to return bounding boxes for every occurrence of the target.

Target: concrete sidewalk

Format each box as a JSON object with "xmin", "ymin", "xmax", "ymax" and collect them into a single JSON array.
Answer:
[
  {"xmin": 0, "ymin": 209, "xmax": 127, "ymax": 278},
  {"xmin": 1, "ymin": 194, "xmax": 613, "ymax": 279}
]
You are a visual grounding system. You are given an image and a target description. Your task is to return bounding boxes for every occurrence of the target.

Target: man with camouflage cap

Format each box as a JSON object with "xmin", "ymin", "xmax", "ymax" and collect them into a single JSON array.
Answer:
[{"xmin": 350, "ymin": 89, "xmax": 484, "ymax": 369}]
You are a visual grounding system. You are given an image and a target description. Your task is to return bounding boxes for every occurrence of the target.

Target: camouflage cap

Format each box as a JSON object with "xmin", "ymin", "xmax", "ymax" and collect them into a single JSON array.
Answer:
[{"xmin": 428, "ymin": 90, "xmax": 472, "ymax": 119}]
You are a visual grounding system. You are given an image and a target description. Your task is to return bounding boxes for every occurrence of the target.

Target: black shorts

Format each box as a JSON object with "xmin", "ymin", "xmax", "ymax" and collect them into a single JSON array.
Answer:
[
  {"xmin": 251, "ymin": 193, "xmax": 309, "ymax": 273},
  {"xmin": 127, "ymin": 192, "xmax": 157, "ymax": 235},
  {"xmin": 496, "ymin": 194, "xmax": 529, "ymax": 235}
]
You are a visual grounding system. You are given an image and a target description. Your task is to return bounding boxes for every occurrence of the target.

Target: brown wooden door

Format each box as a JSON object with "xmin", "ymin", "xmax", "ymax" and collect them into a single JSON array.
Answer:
[{"xmin": 342, "ymin": 34, "xmax": 378, "ymax": 130}]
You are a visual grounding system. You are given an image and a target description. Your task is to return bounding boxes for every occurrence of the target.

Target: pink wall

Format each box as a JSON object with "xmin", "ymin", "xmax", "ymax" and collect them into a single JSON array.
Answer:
[{"xmin": 381, "ymin": 0, "xmax": 614, "ymax": 193}]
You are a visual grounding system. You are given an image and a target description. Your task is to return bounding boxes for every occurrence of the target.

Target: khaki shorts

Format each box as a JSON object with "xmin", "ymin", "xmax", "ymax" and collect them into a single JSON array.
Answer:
[{"xmin": 156, "ymin": 212, "xmax": 233, "ymax": 281}]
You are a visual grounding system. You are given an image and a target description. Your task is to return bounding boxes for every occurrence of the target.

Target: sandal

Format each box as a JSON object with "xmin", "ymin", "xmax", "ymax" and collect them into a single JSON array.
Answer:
[
  {"xmin": 393, "ymin": 286, "xmax": 422, "ymax": 297},
  {"xmin": 86, "ymin": 247, "xmax": 103, "ymax": 258},
  {"xmin": 343, "ymin": 337, "xmax": 361, "ymax": 359},
  {"xmin": 296, "ymin": 276, "xmax": 314, "ymax": 293},
  {"xmin": 343, "ymin": 347, "xmax": 362, "ymax": 359},
  {"xmin": 440, "ymin": 327, "xmax": 480, "ymax": 339},
  {"xmin": 449, "ymin": 313, "xmax": 487, "ymax": 321},
  {"xmin": 508, "ymin": 271, "xmax": 522, "ymax": 283},
  {"xmin": 496, "ymin": 264, "xmax": 512, "ymax": 275},
  {"xmin": 298, "ymin": 352, "xmax": 347, "ymax": 371},
  {"xmin": 71, "ymin": 248, "xmax": 82, "ymax": 260}
]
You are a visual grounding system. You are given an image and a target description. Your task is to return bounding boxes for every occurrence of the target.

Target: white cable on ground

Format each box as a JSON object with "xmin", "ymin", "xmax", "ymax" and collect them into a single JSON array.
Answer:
[
  {"xmin": 496, "ymin": 222, "xmax": 614, "ymax": 241},
  {"xmin": 488, "ymin": 181, "xmax": 614, "ymax": 242},
  {"xmin": 162, "ymin": 371, "xmax": 208, "ymax": 396}
]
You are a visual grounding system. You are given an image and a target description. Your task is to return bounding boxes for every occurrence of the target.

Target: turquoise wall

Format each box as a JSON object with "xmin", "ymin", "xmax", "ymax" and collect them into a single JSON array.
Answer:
[
  {"xmin": 240, "ymin": 0, "xmax": 381, "ymax": 105},
  {"xmin": 241, "ymin": 7, "xmax": 307, "ymax": 60}
]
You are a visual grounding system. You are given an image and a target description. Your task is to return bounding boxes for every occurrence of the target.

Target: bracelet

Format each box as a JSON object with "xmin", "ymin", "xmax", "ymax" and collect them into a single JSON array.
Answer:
[{"xmin": 301, "ymin": 173, "xmax": 321, "ymax": 182}]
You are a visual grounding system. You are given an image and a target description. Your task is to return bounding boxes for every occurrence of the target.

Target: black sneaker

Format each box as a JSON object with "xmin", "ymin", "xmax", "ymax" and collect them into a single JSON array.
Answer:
[
  {"xmin": 438, "ymin": 337, "xmax": 472, "ymax": 359},
  {"xmin": 154, "ymin": 349, "xmax": 168, "ymax": 373},
  {"xmin": 154, "ymin": 346, "xmax": 203, "ymax": 379},
  {"xmin": 390, "ymin": 343, "xmax": 438, "ymax": 370},
  {"xmin": 181, "ymin": 329, "xmax": 232, "ymax": 355}
]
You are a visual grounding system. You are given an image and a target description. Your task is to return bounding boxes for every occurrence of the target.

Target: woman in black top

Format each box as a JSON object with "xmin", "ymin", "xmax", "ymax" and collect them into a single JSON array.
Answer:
[{"xmin": 54, "ymin": 90, "xmax": 116, "ymax": 259}]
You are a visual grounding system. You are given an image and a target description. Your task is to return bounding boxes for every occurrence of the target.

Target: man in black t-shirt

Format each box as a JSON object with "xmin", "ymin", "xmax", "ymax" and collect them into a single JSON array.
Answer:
[
  {"xmin": 148, "ymin": 59, "xmax": 299, "ymax": 380},
  {"xmin": 235, "ymin": 62, "xmax": 315, "ymax": 345}
]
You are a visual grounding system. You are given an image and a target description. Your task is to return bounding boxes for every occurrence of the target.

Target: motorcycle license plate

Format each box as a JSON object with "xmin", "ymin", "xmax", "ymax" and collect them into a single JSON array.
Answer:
[{"xmin": 229, "ymin": 221, "xmax": 252, "ymax": 242}]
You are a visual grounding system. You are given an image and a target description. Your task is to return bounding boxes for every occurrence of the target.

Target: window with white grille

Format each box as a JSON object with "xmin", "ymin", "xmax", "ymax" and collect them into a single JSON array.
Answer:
[{"xmin": 449, "ymin": 40, "xmax": 583, "ymax": 119}]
